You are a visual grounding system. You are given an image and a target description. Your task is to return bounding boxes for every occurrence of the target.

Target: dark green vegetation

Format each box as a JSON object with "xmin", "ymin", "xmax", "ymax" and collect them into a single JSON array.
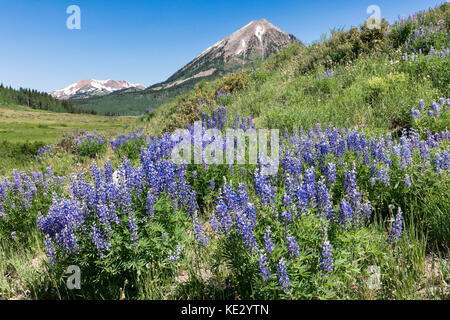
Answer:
[
  {"xmin": 0, "ymin": 3, "xmax": 449, "ymax": 300},
  {"xmin": 0, "ymin": 84, "xmax": 94, "ymax": 114}
]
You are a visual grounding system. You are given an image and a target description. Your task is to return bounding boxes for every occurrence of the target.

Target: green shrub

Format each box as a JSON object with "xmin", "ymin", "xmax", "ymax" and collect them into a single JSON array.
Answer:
[
  {"xmin": 111, "ymin": 129, "xmax": 147, "ymax": 160},
  {"xmin": 75, "ymin": 133, "xmax": 107, "ymax": 158}
]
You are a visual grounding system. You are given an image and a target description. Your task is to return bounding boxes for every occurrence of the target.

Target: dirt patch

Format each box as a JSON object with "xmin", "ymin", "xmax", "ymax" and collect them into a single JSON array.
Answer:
[{"xmin": 417, "ymin": 254, "xmax": 449, "ymax": 299}]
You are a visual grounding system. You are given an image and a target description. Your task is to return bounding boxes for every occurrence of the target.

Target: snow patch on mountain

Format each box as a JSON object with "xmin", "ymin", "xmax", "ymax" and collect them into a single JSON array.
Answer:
[{"xmin": 51, "ymin": 79, "xmax": 145, "ymax": 100}]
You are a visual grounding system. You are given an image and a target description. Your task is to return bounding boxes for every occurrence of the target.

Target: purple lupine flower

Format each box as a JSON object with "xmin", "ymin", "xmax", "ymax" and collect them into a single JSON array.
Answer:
[
  {"xmin": 245, "ymin": 202, "xmax": 257, "ymax": 228},
  {"xmin": 431, "ymin": 101, "xmax": 440, "ymax": 118},
  {"xmin": 419, "ymin": 141, "xmax": 430, "ymax": 163},
  {"xmin": 362, "ymin": 201, "xmax": 372, "ymax": 219},
  {"xmin": 276, "ymin": 258, "xmax": 292, "ymax": 292},
  {"xmin": 286, "ymin": 234, "xmax": 299, "ymax": 257},
  {"xmin": 438, "ymin": 150, "xmax": 450, "ymax": 172},
  {"xmin": 76, "ymin": 132, "xmax": 106, "ymax": 147},
  {"xmin": 193, "ymin": 217, "xmax": 208, "ymax": 247},
  {"xmin": 263, "ymin": 227, "xmax": 275, "ymax": 254},
  {"xmin": 110, "ymin": 129, "xmax": 146, "ymax": 152},
  {"xmin": 258, "ymin": 254, "xmax": 271, "ymax": 282},
  {"xmin": 377, "ymin": 168, "xmax": 390, "ymax": 187},
  {"xmin": 343, "ymin": 165, "xmax": 357, "ymax": 195},
  {"xmin": 338, "ymin": 199, "xmax": 353, "ymax": 225},
  {"xmin": 128, "ymin": 213, "xmax": 138, "ymax": 248},
  {"xmin": 146, "ymin": 190, "xmax": 155, "ymax": 217},
  {"xmin": 399, "ymin": 134, "xmax": 413, "ymax": 170},
  {"xmin": 387, "ymin": 208, "xmax": 404, "ymax": 244},
  {"xmin": 168, "ymin": 244, "xmax": 184, "ymax": 261},
  {"xmin": 404, "ymin": 174, "xmax": 411, "ymax": 187},
  {"xmin": 433, "ymin": 152, "xmax": 448, "ymax": 174},
  {"xmin": 299, "ymin": 168, "xmax": 316, "ymax": 210},
  {"xmin": 320, "ymin": 240, "xmax": 333, "ymax": 273},
  {"xmin": 209, "ymin": 214, "xmax": 221, "ymax": 234},
  {"xmin": 235, "ymin": 210, "xmax": 258, "ymax": 251},
  {"xmin": 237, "ymin": 183, "xmax": 248, "ymax": 206},
  {"xmin": 254, "ymin": 172, "xmax": 276, "ymax": 210},
  {"xmin": 282, "ymin": 192, "xmax": 292, "ymax": 208},
  {"xmin": 419, "ymin": 99, "xmax": 425, "ymax": 111},
  {"xmin": 38, "ymin": 196, "xmax": 84, "ymax": 256},
  {"xmin": 325, "ymin": 162, "xmax": 336, "ymax": 186},
  {"xmin": 281, "ymin": 210, "xmax": 292, "ymax": 225},
  {"xmin": 215, "ymin": 198, "xmax": 233, "ymax": 235},
  {"xmin": 44, "ymin": 237, "xmax": 56, "ymax": 265},
  {"xmin": 90, "ymin": 223, "xmax": 112, "ymax": 257},
  {"xmin": 411, "ymin": 108, "xmax": 421, "ymax": 118},
  {"xmin": 317, "ymin": 180, "xmax": 334, "ymax": 221}
]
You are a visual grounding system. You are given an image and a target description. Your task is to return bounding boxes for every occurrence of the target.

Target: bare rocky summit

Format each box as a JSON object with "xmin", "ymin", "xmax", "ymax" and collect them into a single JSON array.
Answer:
[{"xmin": 151, "ymin": 19, "xmax": 300, "ymax": 90}]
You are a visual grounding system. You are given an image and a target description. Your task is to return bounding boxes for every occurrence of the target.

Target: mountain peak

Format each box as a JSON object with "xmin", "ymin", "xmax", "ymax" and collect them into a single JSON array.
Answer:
[
  {"xmin": 51, "ymin": 79, "xmax": 145, "ymax": 100},
  {"xmin": 160, "ymin": 19, "xmax": 300, "ymax": 88}
]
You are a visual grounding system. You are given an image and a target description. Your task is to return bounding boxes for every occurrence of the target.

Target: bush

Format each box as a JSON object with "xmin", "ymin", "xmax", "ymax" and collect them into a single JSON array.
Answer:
[
  {"xmin": 110, "ymin": 129, "xmax": 147, "ymax": 160},
  {"xmin": 0, "ymin": 140, "xmax": 45, "ymax": 162},
  {"xmin": 0, "ymin": 167, "xmax": 65, "ymax": 245},
  {"xmin": 410, "ymin": 98, "xmax": 450, "ymax": 135},
  {"xmin": 75, "ymin": 133, "xmax": 107, "ymax": 158},
  {"xmin": 218, "ymin": 73, "xmax": 248, "ymax": 93},
  {"xmin": 37, "ymin": 138, "xmax": 206, "ymax": 298}
]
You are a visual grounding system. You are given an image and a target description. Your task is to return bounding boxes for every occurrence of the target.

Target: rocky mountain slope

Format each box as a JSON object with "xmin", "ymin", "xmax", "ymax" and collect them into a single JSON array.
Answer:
[{"xmin": 153, "ymin": 19, "xmax": 299, "ymax": 90}]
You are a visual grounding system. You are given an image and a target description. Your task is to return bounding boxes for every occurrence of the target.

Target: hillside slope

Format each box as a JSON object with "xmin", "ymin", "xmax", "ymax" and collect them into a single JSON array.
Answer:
[{"xmin": 145, "ymin": 3, "xmax": 449, "ymax": 136}]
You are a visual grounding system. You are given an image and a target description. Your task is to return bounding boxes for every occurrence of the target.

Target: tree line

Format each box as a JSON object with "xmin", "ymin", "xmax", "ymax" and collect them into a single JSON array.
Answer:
[{"xmin": 0, "ymin": 84, "xmax": 97, "ymax": 114}]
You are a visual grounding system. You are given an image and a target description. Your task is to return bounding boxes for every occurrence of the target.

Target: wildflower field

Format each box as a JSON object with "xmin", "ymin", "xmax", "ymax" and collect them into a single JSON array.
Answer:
[{"xmin": 0, "ymin": 4, "xmax": 449, "ymax": 300}]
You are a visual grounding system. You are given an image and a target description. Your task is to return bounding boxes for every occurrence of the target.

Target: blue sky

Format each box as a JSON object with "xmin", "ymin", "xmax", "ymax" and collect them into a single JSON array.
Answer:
[{"xmin": 0, "ymin": 0, "xmax": 445, "ymax": 92}]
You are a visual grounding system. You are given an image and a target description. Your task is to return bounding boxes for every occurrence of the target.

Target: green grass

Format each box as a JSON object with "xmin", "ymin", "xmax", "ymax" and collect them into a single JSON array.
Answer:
[
  {"xmin": 0, "ymin": 103, "xmax": 144, "ymax": 175},
  {"xmin": 0, "ymin": 103, "xmax": 139, "ymax": 144}
]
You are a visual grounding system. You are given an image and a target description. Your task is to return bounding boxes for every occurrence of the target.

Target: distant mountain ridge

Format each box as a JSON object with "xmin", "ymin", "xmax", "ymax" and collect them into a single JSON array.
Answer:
[
  {"xmin": 72, "ymin": 19, "xmax": 300, "ymax": 115},
  {"xmin": 51, "ymin": 79, "xmax": 145, "ymax": 100}
]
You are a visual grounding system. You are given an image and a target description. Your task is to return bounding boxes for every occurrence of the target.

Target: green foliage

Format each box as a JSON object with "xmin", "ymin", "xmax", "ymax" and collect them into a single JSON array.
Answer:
[
  {"xmin": 0, "ymin": 84, "xmax": 92, "ymax": 114},
  {"xmin": 412, "ymin": 107, "xmax": 450, "ymax": 136},
  {"xmin": 398, "ymin": 54, "xmax": 450, "ymax": 93},
  {"xmin": 76, "ymin": 134, "xmax": 107, "ymax": 158},
  {"xmin": 113, "ymin": 137, "xmax": 146, "ymax": 161},
  {"xmin": 45, "ymin": 196, "xmax": 195, "ymax": 299},
  {"xmin": 0, "ymin": 140, "xmax": 45, "ymax": 163},
  {"xmin": 0, "ymin": 169, "xmax": 65, "ymax": 246}
]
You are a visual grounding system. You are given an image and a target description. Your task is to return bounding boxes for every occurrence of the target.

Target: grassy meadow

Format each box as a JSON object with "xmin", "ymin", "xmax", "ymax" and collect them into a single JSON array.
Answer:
[{"xmin": 0, "ymin": 103, "xmax": 142, "ymax": 176}]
